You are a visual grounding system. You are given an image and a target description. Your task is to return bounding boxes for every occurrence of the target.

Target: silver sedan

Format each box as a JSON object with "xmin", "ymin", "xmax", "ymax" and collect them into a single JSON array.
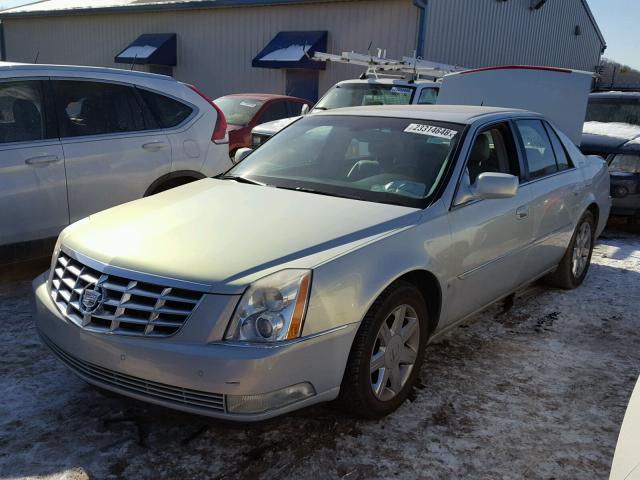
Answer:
[{"xmin": 33, "ymin": 105, "xmax": 611, "ymax": 421}]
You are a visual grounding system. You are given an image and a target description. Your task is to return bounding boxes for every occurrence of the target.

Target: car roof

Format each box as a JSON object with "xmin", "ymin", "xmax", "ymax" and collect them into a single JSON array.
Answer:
[
  {"xmin": 0, "ymin": 61, "xmax": 178, "ymax": 82},
  {"xmin": 314, "ymin": 104, "xmax": 533, "ymax": 124},
  {"xmin": 589, "ymin": 91, "xmax": 640, "ymax": 98},
  {"xmin": 217, "ymin": 93, "xmax": 309, "ymax": 102},
  {"xmin": 335, "ymin": 78, "xmax": 439, "ymax": 87}
]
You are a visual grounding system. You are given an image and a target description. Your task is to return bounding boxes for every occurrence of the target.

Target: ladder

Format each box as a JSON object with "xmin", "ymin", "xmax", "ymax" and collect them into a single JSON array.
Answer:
[{"xmin": 312, "ymin": 49, "xmax": 464, "ymax": 81}]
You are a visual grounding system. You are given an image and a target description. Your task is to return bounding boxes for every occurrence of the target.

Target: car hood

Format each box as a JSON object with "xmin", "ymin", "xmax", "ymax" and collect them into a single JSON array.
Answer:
[
  {"xmin": 61, "ymin": 179, "xmax": 420, "ymax": 294},
  {"xmin": 252, "ymin": 116, "xmax": 301, "ymax": 136}
]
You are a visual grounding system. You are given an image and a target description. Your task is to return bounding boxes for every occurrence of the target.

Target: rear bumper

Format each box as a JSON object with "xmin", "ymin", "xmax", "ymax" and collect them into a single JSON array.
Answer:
[{"xmin": 33, "ymin": 272, "xmax": 357, "ymax": 421}]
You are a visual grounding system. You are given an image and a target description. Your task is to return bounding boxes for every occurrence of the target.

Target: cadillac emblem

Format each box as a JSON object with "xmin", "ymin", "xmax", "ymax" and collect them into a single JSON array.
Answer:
[{"xmin": 79, "ymin": 284, "xmax": 105, "ymax": 315}]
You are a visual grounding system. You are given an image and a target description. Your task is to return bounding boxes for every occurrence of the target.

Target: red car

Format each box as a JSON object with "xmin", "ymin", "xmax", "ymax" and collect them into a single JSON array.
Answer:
[{"xmin": 214, "ymin": 93, "xmax": 312, "ymax": 157}]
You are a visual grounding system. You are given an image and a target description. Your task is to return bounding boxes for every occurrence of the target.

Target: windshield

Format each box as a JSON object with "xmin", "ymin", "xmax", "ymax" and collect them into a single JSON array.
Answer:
[
  {"xmin": 227, "ymin": 115, "xmax": 462, "ymax": 208},
  {"xmin": 214, "ymin": 96, "xmax": 265, "ymax": 126},
  {"xmin": 312, "ymin": 83, "xmax": 415, "ymax": 112},
  {"xmin": 609, "ymin": 154, "xmax": 640, "ymax": 174},
  {"xmin": 585, "ymin": 97, "xmax": 640, "ymax": 126}
]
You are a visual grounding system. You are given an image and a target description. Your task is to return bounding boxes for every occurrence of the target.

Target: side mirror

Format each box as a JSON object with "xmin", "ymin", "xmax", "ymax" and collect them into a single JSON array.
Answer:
[
  {"xmin": 300, "ymin": 104, "xmax": 310, "ymax": 115},
  {"xmin": 233, "ymin": 147, "xmax": 253, "ymax": 163},
  {"xmin": 471, "ymin": 172, "xmax": 519, "ymax": 200}
]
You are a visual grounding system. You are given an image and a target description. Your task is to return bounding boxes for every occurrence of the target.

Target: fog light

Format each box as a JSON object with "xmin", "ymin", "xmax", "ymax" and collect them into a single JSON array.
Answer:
[{"xmin": 226, "ymin": 382, "xmax": 315, "ymax": 414}]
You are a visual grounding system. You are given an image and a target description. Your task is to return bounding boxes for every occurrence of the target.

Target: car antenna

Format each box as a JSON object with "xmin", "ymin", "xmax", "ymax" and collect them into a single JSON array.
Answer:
[
  {"xmin": 33, "ymin": 51, "xmax": 39, "ymax": 64},
  {"xmin": 359, "ymin": 41, "xmax": 374, "ymax": 80}
]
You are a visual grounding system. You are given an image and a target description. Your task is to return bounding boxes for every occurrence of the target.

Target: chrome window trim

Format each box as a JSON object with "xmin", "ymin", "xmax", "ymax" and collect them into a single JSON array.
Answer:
[
  {"xmin": 519, "ymin": 165, "xmax": 577, "ymax": 187},
  {"xmin": 0, "ymin": 137, "xmax": 61, "ymax": 149}
]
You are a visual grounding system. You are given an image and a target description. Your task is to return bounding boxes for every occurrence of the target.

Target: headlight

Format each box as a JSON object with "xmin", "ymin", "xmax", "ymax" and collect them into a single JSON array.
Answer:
[{"xmin": 225, "ymin": 269, "xmax": 312, "ymax": 342}]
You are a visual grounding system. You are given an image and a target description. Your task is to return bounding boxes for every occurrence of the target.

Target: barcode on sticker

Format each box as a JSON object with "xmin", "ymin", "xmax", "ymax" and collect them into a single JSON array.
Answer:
[
  {"xmin": 390, "ymin": 87, "xmax": 412, "ymax": 95},
  {"xmin": 404, "ymin": 124, "xmax": 457, "ymax": 140}
]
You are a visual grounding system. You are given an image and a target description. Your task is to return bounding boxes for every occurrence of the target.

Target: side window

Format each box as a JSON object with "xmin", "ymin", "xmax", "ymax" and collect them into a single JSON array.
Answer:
[
  {"xmin": 0, "ymin": 80, "xmax": 45, "ymax": 144},
  {"xmin": 515, "ymin": 119, "xmax": 558, "ymax": 179},
  {"xmin": 544, "ymin": 122, "xmax": 573, "ymax": 171},
  {"xmin": 286, "ymin": 101, "xmax": 306, "ymax": 116},
  {"xmin": 137, "ymin": 88, "xmax": 193, "ymax": 128},
  {"xmin": 467, "ymin": 123, "xmax": 520, "ymax": 184},
  {"xmin": 53, "ymin": 80, "xmax": 144, "ymax": 137},
  {"xmin": 259, "ymin": 101, "xmax": 289, "ymax": 124},
  {"xmin": 417, "ymin": 88, "xmax": 438, "ymax": 105}
]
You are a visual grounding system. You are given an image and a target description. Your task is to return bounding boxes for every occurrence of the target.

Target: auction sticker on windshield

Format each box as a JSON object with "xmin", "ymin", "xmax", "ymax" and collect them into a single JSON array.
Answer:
[{"xmin": 404, "ymin": 124, "xmax": 457, "ymax": 140}]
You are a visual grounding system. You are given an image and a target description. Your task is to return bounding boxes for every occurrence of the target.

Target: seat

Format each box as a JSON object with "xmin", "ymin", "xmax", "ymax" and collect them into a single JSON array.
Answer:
[
  {"xmin": 467, "ymin": 134, "xmax": 491, "ymax": 183},
  {"xmin": 12, "ymin": 98, "xmax": 42, "ymax": 142}
]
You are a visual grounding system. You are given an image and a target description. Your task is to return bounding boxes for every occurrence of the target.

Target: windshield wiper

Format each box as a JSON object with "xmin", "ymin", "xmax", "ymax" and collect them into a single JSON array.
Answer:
[
  {"xmin": 312, "ymin": 106, "xmax": 328, "ymax": 111},
  {"xmin": 276, "ymin": 185, "xmax": 363, "ymax": 201},
  {"xmin": 218, "ymin": 175, "xmax": 265, "ymax": 186}
]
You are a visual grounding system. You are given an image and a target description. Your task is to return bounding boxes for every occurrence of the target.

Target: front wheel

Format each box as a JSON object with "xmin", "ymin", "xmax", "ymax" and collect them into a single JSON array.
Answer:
[
  {"xmin": 545, "ymin": 210, "xmax": 595, "ymax": 289},
  {"xmin": 337, "ymin": 282, "xmax": 430, "ymax": 419}
]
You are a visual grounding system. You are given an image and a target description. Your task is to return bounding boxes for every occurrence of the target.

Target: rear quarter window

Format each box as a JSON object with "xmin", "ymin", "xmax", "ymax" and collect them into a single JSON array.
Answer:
[{"xmin": 138, "ymin": 89, "xmax": 193, "ymax": 128}]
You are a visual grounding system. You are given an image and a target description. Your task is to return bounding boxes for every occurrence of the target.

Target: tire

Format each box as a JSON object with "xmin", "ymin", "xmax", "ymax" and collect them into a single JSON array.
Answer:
[
  {"xmin": 337, "ymin": 281, "xmax": 430, "ymax": 419},
  {"xmin": 147, "ymin": 177, "xmax": 194, "ymax": 196},
  {"xmin": 545, "ymin": 210, "xmax": 595, "ymax": 290}
]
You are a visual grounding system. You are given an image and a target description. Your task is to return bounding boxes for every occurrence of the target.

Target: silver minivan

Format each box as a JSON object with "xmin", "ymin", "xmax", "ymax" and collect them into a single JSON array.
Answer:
[{"xmin": 0, "ymin": 62, "xmax": 232, "ymax": 264}]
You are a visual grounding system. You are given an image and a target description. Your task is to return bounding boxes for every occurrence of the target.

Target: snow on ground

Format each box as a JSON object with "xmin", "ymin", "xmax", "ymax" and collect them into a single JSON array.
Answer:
[
  {"xmin": 583, "ymin": 121, "xmax": 640, "ymax": 141},
  {"xmin": 1, "ymin": 226, "xmax": 639, "ymax": 479}
]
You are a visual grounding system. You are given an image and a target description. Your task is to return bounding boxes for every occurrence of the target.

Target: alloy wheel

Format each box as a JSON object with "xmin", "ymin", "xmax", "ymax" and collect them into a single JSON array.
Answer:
[
  {"xmin": 370, "ymin": 304, "xmax": 421, "ymax": 401},
  {"xmin": 571, "ymin": 221, "xmax": 592, "ymax": 278}
]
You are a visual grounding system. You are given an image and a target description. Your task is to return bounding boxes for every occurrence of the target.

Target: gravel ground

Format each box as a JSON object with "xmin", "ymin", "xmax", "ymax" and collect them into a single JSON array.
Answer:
[{"xmin": 1, "ymin": 225, "xmax": 639, "ymax": 480}]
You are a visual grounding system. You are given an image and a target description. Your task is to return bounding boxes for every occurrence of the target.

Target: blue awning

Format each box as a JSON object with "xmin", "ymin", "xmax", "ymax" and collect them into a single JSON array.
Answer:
[
  {"xmin": 252, "ymin": 31, "xmax": 327, "ymax": 70},
  {"xmin": 115, "ymin": 33, "xmax": 177, "ymax": 66}
]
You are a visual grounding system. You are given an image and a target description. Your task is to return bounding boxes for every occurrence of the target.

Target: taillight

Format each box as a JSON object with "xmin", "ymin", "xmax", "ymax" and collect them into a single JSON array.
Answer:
[{"xmin": 187, "ymin": 84, "xmax": 228, "ymax": 144}]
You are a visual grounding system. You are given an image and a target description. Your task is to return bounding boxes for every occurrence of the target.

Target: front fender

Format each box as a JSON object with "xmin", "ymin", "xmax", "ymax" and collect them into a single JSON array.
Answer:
[{"xmin": 302, "ymin": 200, "xmax": 451, "ymax": 338}]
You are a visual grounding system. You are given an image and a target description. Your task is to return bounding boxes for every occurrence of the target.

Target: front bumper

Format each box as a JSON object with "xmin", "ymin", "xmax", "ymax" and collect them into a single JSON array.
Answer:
[
  {"xmin": 611, "ymin": 194, "xmax": 640, "ymax": 217},
  {"xmin": 33, "ymin": 273, "xmax": 357, "ymax": 421}
]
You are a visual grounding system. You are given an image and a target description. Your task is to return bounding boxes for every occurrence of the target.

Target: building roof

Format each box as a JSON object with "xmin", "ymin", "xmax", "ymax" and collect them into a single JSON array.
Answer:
[
  {"xmin": 0, "ymin": 0, "xmax": 606, "ymax": 49},
  {"xmin": 0, "ymin": 0, "xmax": 355, "ymax": 17}
]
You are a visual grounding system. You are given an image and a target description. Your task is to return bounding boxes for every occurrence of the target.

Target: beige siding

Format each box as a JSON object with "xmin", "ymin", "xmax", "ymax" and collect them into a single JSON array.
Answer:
[
  {"xmin": 424, "ymin": 0, "xmax": 604, "ymax": 71},
  {"xmin": 2, "ymin": 0, "xmax": 419, "ymax": 98}
]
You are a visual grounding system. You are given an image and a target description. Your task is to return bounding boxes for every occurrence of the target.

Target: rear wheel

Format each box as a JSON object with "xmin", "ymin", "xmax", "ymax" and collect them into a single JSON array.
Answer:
[
  {"xmin": 337, "ymin": 282, "xmax": 429, "ymax": 418},
  {"xmin": 147, "ymin": 177, "xmax": 195, "ymax": 196},
  {"xmin": 545, "ymin": 211, "xmax": 595, "ymax": 289}
]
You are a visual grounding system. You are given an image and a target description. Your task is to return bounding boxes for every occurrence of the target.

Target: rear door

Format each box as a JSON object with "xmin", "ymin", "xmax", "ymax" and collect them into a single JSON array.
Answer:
[
  {"xmin": 513, "ymin": 119, "xmax": 584, "ymax": 280},
  {"xmin": 446, "ymin": 121, "xmax": 534, "ymax": 322},
  {"xmin": 52, "ymin": 79, "xmax": 172, "ymax": 222},
  {"xmin": 0, "ymin": 78, "xmax": 68, "ymax": 247}
]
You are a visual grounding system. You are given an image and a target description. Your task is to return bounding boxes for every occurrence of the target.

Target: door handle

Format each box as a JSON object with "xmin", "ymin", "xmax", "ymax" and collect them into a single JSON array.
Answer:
[
  {"xmin": 516, "ymin": 205, "xmax": 529, "ymax": 219},
  {"xmin": 142, "ymin": 141, "xmax": 168, "ymax": 152},
  {"xmin": 25, "ymin": 155, "xmax": 61, "ymax": 166}
]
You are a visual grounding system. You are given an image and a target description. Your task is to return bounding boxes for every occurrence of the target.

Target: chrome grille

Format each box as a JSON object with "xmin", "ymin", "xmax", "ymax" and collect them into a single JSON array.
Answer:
[
  {"xmin": 40, "ymin": 332, "xmax": 225, "ymax": 413},
  {"xmin": 50, "ymin": 251, "xmax": 203, "ymax": 337}
]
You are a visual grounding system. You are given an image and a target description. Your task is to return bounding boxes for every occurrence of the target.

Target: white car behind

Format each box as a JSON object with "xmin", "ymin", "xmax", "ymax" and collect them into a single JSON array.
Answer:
[{"xmin": 0, "ymin": 62, "xmax": 231, "ymax": 263}]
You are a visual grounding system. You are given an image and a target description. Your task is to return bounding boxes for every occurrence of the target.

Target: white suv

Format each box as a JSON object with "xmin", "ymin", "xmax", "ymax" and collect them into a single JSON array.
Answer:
[
  {"xmin": 0, "ymin": 62, "xmax": 231, "ymax": 263},
  {"xmin": 251, "ymin": 78, "xmax": 440, "ymax": 148}
]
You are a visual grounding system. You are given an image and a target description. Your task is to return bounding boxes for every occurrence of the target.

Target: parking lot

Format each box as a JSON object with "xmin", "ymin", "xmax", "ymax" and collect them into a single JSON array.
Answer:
[{"xmin": 0, "ymin": 222, "xmax": 637, "ymax": 480}]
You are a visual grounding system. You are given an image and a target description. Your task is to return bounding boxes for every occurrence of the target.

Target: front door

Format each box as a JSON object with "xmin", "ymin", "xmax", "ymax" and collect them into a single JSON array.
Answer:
[
  {"xmin": 0, "ymin": 79, "xmax": 68, "ymax": 248},
  {"xmin": 445, "ymin": 122, "xmax": 533, "ymax": 323},
  {"xmin": 51, "ymin": 79, "xmax": 171, "ymax": 222}
]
